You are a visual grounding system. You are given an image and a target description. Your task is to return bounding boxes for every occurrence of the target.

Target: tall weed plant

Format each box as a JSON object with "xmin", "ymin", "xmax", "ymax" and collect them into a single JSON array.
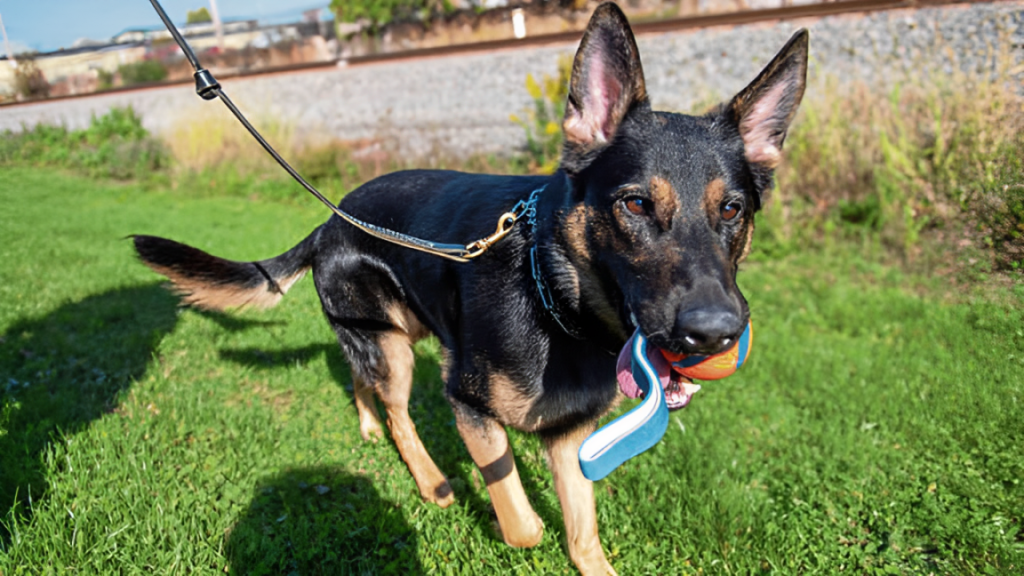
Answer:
[
  {"xmin": 510, "ymin": 55, "xmax": 571, "ymax": 175},
  {"xmin": 166, "ymin": 107, "xmax": 404, "ymax": 202},
  {"xmin": 757, "ymin": 70, "xmax": 1024, "ymax": 271}
]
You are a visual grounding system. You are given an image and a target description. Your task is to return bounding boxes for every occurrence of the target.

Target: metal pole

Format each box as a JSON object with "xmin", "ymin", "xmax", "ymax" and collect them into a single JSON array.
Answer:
[
  {"xmin": 0, "ymin": 13, "xmax": 15, "ymax": 67},
  {"xmin": 208, "ymin": 0, "xmax": 225, "ymax": 51}
]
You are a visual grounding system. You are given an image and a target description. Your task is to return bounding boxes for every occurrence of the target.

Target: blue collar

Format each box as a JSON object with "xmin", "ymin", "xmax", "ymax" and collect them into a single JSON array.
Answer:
[{"xmin": 523, "ymin": 186, "xmax": 583, "ymax": 340}]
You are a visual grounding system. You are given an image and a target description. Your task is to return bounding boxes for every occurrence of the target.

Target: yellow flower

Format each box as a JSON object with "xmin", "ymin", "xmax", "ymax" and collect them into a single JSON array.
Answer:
[{"xmin": 525, "ymin": 74, "xmax": 542, "ymax": 100}]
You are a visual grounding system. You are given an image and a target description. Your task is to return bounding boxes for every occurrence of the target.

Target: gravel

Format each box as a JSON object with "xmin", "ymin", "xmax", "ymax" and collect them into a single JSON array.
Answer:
[{"xmin": 2, "ymin": 1, "xmax": 1021, "ymax": 159}]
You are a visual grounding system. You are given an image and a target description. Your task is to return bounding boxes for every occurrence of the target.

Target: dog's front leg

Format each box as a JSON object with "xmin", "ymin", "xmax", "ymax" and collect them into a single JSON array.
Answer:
[
  {"xmin": 451, "ymin": 402, "xmax": 544, "ymax": 548},
  {"xmin": 544, "ymin": 425, "xmax": 617, "ymax": 576}
]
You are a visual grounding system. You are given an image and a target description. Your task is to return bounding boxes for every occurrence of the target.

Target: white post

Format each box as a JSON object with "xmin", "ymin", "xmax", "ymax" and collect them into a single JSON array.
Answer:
[
  {"xmin": 208, "ymin": 0, "xmax": 225, "ymax": 51},
  {"xmin": 511, "ymin": 8, "xmax": 526, "ymax": 40}
]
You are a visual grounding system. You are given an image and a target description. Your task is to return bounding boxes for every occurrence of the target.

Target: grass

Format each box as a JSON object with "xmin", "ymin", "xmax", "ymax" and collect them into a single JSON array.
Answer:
[{"xmin": 1, "ymin": 164, "xmax": 1022, "ymax": 574}]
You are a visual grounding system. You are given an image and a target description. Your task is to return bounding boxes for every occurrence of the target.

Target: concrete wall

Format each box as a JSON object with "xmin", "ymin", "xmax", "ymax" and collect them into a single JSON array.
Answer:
[{"xmin": 1, "ymin": 1, "xmax": 1021, "ymax": 159}]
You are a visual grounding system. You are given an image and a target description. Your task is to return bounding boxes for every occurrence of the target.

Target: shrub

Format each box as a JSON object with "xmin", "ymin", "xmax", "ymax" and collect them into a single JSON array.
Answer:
[
  {"xmin": 118, "ymin": 60, "xmax": 168, "ymax": 85},
  {"xmin": 96, "ymin": 69, "xmax": 115, "ymax": 90},
  {"xmin": 0, "ymin": 106, "xmax": 169, "ymax": 180},
  {"xmin": 13, "ymin": 56, "xmax": 50, "ymax": 100},
  {"xmin": 330, "ymin": 0, "xmax": 434, "ymax": 32},
  {"xmin": 187, "ymin": 7, "xmax": 212, "ymax": 24}
]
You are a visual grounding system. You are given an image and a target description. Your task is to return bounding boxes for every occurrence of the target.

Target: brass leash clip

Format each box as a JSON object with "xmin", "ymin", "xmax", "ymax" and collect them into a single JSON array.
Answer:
[
  {"xmin": 462, "ymin": 187, "xmax": 543, "ymax": 259},
  {"xmin": 464, "ymin": 211, "xmax": 520, "ymax": 259}
]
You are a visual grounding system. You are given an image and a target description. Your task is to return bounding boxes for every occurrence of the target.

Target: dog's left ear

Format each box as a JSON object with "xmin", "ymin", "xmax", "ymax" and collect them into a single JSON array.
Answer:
[
  {"xmin": 725, "ymin": 29, "xmax": 808, "ymax": 175},
  {"xmin": 561, "ymin": 2, "xmax": 648, "ymax": 174}
]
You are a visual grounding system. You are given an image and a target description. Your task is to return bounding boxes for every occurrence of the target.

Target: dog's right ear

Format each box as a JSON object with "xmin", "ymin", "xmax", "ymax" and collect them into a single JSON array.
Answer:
[{"xmin": 561, "ymin": 2, "xmax": 648, "ymax": 175}]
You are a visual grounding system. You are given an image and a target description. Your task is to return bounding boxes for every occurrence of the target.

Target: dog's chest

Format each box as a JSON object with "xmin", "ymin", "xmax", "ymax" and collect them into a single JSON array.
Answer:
[{"xmin": 485, "ymin": 345, "xmax": 619, "ymax": 433}]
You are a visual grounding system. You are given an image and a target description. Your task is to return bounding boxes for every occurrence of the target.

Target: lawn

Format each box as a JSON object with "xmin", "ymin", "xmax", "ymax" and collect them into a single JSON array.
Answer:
[{"xmin": 1, "ymin": 166, "xmax": 1022, "ymax": 574}]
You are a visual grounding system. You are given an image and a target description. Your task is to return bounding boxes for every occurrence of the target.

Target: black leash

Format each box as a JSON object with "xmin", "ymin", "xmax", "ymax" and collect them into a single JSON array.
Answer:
[{"xmin": 146, "ymin": 0, "xmax": 525, "ymax": 262}]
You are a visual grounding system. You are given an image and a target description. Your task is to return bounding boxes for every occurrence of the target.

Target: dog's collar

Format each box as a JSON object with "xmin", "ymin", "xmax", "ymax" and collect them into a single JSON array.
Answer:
[{"xmin": 523, "ymin": 186, "xmax": 584, "ymax": 340}]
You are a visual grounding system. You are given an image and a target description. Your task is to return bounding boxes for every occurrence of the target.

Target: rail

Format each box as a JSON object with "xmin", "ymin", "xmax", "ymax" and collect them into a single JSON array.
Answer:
[{"xmin": 0, "ymin": 0, "xmax": 1002, "ymax": 109}]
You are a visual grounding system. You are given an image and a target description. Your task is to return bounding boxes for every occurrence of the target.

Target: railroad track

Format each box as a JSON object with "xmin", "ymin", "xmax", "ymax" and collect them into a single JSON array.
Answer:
[{"xmin": 0, "ymin": 0, "xmax": 1003, "ymax": 108}]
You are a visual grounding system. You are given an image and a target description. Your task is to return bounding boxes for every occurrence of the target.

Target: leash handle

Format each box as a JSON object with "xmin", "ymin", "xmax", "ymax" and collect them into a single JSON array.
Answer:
[
  {"xmin": 146, "ymin": 0, "xmax": 521, "ymax": 263},
  {"xmin": 578, "ymin": 331, "xmax": 670, "ymax": 481}
]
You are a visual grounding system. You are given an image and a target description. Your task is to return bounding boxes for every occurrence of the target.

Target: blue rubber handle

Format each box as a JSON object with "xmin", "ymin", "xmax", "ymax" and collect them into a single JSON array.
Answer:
[{"xmin": 578, "ymin": 331, "xmax": 669, "ymax": 481}]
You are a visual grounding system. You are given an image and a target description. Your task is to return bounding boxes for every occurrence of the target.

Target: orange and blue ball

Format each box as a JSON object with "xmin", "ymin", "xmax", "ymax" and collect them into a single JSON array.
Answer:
[{"xmin": 661, "ymin": 321, "xmax": 753, "ymax": 380}]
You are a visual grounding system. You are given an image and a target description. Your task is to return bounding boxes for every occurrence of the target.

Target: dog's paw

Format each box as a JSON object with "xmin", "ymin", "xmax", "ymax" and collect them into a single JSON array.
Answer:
[
  {"xmin": 574, "ymin": 556, "xmax": 617, "ymax": 576},
  {"xmin": 425, "ymin": 480, "xmax": 455, "ymax": 508},
  {"xmin": 500, "ymin": 511, "xmax": 544, "ymax": 548},
  {"xmin": 359, "ymin": 420, "xmax": 384, "ymax": 442},
  {"xmin": 569, "ymin": 542, "xmax": 617, "ymax": 576}
]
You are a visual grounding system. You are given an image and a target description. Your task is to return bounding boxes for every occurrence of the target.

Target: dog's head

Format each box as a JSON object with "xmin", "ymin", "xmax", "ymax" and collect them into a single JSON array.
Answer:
[{"xmin": 554, "ymin": 3, "xmax": 807, "ymax": 361}]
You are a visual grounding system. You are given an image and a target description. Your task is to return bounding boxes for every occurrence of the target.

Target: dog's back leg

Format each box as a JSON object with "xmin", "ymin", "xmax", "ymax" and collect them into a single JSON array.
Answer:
[
  {"xmin": 373, "ymin": 321, "xmax": 454, "ymax": 507},
  {"xmin": 351, "ymin": 374, "xmax": 384, "ymax": 441},
  {"xmin": 316, "ymin": 255, "xmax": 454, "ymax": 507}
]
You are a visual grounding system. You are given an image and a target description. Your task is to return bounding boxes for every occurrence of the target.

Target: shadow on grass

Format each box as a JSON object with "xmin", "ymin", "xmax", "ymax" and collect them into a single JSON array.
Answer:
[
  {"xmin": 219, "ymin": 342, "xmax": 566, "ymax": 549},
  {"xmin": 226, "ymin": 466, "xmax": 422, "ymax": 574},
  {"xmin": 0, "ymin": 284, "xmax": 178, "ymax": 543},
  {"xmin": 0, "ymin": 284, "xmax": 282, "ymax": 545}
]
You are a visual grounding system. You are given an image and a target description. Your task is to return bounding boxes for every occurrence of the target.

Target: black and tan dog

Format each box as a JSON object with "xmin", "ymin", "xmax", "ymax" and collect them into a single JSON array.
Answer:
[{"xmin": 133, "ymin": 4, "xmax": 806, "ymax": 573}]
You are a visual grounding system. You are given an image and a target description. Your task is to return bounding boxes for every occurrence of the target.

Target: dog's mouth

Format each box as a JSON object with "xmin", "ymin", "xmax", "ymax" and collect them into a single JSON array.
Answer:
[{"xmin": 616, "ymin": 332, "xmax": 701, "ymax": 411}]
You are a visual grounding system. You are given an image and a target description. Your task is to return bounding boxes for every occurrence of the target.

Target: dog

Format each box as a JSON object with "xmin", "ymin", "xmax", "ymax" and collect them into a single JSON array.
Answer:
[{"xmin": 133, "ymin": 4, "xmax": 807, "ymax": 573}]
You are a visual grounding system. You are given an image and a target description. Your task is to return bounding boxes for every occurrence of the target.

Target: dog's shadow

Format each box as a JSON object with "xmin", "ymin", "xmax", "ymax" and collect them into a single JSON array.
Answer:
[
  {"xmin": 0, "ymin": 284, "xmax": 176, "ymax": 540},
  {"xmin": 0, "ymin": 286, "xmax": 283, "ymax": 536},
  {"xmin": 220, "ymin": 341, "xmax": 565, "ymax": 550},
  {"xmin": 0, "ymin": 284, "xmax": 561, "ymax": 558},
  {"xmin": 225, "ymin": 465, "xmax": 423, "ymax": 574}
]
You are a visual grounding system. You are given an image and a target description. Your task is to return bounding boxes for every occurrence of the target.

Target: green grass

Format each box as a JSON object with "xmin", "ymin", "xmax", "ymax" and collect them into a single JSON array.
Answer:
[{"xmin": 1, "ymin": 166, "xmax": 1022, "ymax": 574}]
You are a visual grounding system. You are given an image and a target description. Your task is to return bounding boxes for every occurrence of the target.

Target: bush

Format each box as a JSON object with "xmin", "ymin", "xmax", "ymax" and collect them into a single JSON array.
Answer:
[
  {"xmin": 0, "ymin": 106, "xmax": 169, "ymax": 180},
  {"xmin": 13, "ymin": 57, "xmax": 50, "ymax": 100},
  {"xmin": 330, "ymin": 0, "xmax": 433, "ymax": 32},
  {"xmin": 118, "ymin": 60, "xmax": 168, "ymax": 86}
]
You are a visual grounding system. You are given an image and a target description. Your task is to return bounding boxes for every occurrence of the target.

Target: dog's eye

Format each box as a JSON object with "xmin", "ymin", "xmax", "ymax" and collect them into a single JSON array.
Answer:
[
  {"xmin": 624, "ymin": 197, "xmax": 651, "ymax": 216},
  {"xmin": 721, "ymin": 200, "xmax": 743, "ymax": 221}
]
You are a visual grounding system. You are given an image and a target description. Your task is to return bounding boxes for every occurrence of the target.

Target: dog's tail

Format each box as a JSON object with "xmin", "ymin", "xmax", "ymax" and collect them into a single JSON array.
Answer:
[{"xmin": 132, "ymin": 230, "xmax": 318, "ymax": 311}]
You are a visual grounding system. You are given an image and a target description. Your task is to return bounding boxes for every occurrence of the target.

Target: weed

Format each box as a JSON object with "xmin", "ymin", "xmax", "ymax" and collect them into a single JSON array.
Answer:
[
  {"xmin": 767, "ymin": 69, "xmax": 1024, "ymax": 271},
  {"xmin": 510, "ymin": 55, "xmax": 571, "ymax": 175},
  {"xmin": 164, "ymin": 107, "xmax": 408, "ymax": 202}
]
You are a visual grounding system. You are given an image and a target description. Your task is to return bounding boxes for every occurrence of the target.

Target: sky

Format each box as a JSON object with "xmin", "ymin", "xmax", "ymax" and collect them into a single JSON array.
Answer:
[{"xmin": 0, "ymin": 0, "xmax": 330, "ymax": 56}]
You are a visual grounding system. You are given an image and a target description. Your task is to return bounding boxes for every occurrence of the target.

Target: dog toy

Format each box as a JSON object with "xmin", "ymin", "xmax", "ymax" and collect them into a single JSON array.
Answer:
[
  {"xmin": 662, "ymin": 321, "xmax": 753, "ymax": 381},
  {"xmin": 577, "ymin": 321, "xmax": 753, "ymax": 481}
]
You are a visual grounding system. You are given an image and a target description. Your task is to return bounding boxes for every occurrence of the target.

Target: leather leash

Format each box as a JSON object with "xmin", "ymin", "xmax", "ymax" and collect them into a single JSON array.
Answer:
[{"xmin": 147, "ymin": 0, "xmax": 527, "ymax": 263}]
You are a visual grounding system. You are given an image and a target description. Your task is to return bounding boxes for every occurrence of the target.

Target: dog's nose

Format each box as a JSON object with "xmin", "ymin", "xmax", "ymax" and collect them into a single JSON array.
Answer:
[{"xmin": 673, "ymin": 307, "xmax": 744, "ymax": 355}]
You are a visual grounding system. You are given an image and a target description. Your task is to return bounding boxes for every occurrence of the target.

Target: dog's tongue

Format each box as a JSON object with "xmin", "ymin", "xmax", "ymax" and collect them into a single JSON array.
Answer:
[{"xmin": 617, "ymin": 333, "xmax": 702, "ymax": 410}]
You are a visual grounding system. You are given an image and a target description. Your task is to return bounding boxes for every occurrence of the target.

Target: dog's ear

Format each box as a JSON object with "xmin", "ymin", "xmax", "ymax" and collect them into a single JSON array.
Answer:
[
  {"xmin": 725, "ymin": 29, "xmax": 808, "ymax": 173},
  {"xmin": 561, "ymin": 2, "xmax": 648, "ymax": 174}
]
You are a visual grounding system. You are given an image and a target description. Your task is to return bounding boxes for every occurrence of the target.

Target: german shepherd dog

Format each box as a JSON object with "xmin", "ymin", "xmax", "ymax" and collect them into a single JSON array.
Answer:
[{"xmin": 133, "ymin": 4, "xmax": 807, "ymax": 573}]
